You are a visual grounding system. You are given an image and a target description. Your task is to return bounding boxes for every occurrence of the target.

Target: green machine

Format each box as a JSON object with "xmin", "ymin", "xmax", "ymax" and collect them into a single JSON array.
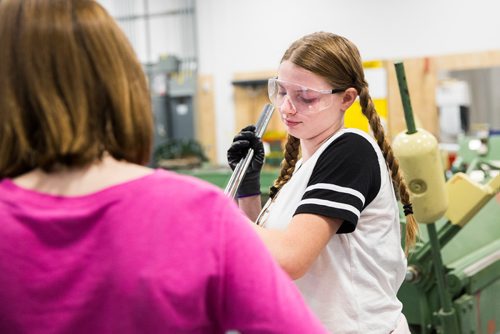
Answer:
[
  {"xmin": 180, "ymin": 64, "xmax": 500, "ymax": 332},
  {"xmin": 393, "ymin": 62, "xmax": 500, "ymax": 334}
]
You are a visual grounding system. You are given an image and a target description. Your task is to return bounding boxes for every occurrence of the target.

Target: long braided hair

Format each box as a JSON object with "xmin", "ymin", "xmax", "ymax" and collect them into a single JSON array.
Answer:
[{"xmin": 269, "ymin": 32, "xmax": 418, "ymax": 253}]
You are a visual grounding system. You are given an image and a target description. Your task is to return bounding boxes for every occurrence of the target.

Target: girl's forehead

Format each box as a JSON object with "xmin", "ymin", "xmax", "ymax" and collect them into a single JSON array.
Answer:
[{"xmin": 278, "ymin": 61, "xmax": 331, "ymax": 90}]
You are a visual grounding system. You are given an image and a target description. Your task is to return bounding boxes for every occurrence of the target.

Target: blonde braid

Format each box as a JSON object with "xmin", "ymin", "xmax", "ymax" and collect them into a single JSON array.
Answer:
[
  {"xmin": 269, "ymin": 135, "xmax": 300, "ymax": 199},
  {"xmin": 359, "ymin": 86, "xmax": 418, "ymax": 254}
]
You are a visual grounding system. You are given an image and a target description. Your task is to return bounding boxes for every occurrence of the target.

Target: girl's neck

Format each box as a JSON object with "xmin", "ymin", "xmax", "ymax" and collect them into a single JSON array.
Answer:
[{"xmin": 301, "ymin": 123, "xmax": 344, "ymax": 162}]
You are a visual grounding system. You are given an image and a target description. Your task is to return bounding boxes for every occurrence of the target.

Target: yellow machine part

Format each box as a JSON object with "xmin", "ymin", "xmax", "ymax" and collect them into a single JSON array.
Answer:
[
  {"xmin": 445, "ymin": 172, "xmax": 500, "ymax": 227},
  {"xmin": 393, "ymin": 128, "xmax": 448, "ymax": 223},
  {"xmin": 488, "ymin": 172, "xmax": 500, "ymax": 192}
]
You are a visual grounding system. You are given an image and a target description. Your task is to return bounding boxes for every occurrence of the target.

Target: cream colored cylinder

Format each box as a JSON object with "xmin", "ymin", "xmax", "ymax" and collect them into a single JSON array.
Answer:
[{"xmin": 392, "ymin": 128, "xmax": 448, "ymax": 223}]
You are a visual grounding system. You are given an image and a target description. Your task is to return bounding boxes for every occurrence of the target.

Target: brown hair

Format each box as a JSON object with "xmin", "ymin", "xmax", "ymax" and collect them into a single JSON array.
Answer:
[
  {"xmin": 0, "ymin": 0, "xmax": 153, "ymax": 178},
  {"xmin": 270, "ymin": 32, "xmax": 418, "ymax": 252}
]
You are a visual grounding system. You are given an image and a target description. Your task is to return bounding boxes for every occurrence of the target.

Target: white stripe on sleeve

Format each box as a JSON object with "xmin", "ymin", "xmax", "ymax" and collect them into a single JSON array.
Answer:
[
  {"xmin": 304, "ymin": 183, "xmax": 365, "ymax": 205},
  {"xmin": 298, "ymin": 198, "xmax": 361, "ymax": 218}
]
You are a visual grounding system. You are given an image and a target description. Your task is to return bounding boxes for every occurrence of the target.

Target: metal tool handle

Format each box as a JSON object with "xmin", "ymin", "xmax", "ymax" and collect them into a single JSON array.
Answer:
[{"xmin": 224, "ymin": 103, "xmax": 275, "ymax": 199}]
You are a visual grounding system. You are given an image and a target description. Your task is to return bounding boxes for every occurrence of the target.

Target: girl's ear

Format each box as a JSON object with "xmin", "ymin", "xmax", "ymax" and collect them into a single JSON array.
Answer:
[{"xmin": 341, "ymin": 88, "xmax": 358, "ymax": 111}]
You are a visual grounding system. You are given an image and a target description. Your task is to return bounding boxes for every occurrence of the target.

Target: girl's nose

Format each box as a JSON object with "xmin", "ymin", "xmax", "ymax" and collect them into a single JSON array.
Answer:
[{"xmin": 280, "ymin": 95, "xmax": 297, "ymax": 115}]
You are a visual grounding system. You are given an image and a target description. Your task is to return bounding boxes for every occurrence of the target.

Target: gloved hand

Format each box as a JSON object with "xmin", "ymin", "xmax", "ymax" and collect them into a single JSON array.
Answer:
[{"xmin": 227, "ymin": 125, "xmax": 265, "ymax": 198}]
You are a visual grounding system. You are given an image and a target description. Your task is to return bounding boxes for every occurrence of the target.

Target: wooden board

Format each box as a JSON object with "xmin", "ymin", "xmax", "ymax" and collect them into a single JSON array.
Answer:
[
  {"xmin": 195, "ymin": 75, "xmax": 217, "ymax": 163},
  {"xmin": 232, "ymin": 70, "xmax": 285, "ymax": 136},
  {"xmin": 385, "ymin": 50, "xmax": 500, "ymax": 139},
  {"xmin": 385, "ymin": 57, "xmax": 438, "ymax": 137}
]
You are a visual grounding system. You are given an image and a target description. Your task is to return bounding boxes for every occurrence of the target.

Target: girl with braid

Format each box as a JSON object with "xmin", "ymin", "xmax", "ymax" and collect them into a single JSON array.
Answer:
[{"xmin": 227, "ymin": 32, "xmax": 417, "ymax": 333}]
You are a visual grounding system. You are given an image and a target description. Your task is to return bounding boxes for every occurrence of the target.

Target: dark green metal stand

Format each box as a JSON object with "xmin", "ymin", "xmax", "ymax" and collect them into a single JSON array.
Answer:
[
  {"xmin": 426, "ymin": 223, "xmax": 461, "ymax": 333},
  {"xmin": 395, "ymin": 61, "xmax": 461, "ymax": 333}
]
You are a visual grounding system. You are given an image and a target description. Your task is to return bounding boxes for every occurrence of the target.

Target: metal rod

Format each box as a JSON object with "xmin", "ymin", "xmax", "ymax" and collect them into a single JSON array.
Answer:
[
  {"xmin": 394, "ymin": 61, "xmax": 417, "ymax": 134},
  {"xmin": 427, "ymin": 223, "xmax": 461, "ymax": 333},
  {"xmin": 414, "ymin": 221, "xmax": 461, "ymax": 264},
  {"xmin": 143, "ymin": 0, "xmax": 151, "ymax": 64},
  {"xmin": 224, "ymin": 104, "xmax": 274, "ymax": 199}
]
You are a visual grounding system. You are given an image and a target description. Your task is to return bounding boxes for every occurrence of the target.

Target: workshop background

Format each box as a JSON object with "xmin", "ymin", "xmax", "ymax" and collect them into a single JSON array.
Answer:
[{"xmin": 99, "ymin": 1, "xmax": 499, "ymax": 333}]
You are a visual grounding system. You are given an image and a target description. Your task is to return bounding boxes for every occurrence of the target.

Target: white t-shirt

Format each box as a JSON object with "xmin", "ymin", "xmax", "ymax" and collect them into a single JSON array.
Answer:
[{"xmin": 258, "ymin": 128, "xmax": 407, "ymax": 333}]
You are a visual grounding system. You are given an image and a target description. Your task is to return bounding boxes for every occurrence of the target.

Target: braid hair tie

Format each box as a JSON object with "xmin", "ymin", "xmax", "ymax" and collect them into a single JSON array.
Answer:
[
  {"xmin": 269, "ymin": 186, "xmax": 279, "ymax": 199},
  {"xmin": 403, "ymin": 203, "xmax": 414, "ymax": 216}
]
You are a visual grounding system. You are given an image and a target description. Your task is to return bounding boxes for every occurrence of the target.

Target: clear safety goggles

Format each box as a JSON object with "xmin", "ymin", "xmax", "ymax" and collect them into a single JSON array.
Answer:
[{"xmin": 268, "ymin": 77, "xmax": 345, "ymax": 112}]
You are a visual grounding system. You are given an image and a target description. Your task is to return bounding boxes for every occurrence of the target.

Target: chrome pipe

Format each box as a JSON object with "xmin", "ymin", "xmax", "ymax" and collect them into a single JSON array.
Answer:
[{"xmin": 224, "ymin": 103, "xmax": 275, "ymax": 199}]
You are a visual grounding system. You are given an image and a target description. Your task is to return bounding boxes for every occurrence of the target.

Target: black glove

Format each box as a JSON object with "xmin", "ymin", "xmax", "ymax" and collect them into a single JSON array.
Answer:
[{"xmin": 227, "ymin": 125, "xmax": 265, "ymax": 198}]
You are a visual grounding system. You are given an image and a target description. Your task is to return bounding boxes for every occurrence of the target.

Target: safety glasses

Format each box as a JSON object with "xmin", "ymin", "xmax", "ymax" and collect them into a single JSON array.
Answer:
[{"xmin": 268, "ymin": 77, "xmax": 345, "ymax": 113}]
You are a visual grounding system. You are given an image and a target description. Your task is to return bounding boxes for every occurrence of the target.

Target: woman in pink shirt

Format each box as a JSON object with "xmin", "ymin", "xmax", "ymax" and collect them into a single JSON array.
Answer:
[{"xmin": 0, "ymin": 1, "xmax": 327, "ymax": 333}]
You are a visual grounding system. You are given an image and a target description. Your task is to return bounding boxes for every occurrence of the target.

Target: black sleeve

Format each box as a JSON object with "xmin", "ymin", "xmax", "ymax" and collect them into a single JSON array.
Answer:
[{"xmin": 294, "ymin": 133, "xmax": 381, "ymax": 233}]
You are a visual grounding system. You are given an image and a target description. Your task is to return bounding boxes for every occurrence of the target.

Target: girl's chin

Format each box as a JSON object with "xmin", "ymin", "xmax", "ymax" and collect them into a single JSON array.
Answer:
[{"xmin": 285, "ymin": 126, "xmax": 303, "ymax": 139}]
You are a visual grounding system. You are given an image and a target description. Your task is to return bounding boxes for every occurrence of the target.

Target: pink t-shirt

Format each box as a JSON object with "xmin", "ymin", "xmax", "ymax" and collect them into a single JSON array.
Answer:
[{"xmin": 0, "ymin": 169, "xmax": 327, "ymax": 334}]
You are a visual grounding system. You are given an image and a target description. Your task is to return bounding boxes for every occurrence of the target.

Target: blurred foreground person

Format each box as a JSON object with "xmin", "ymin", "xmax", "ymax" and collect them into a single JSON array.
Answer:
[{"xmin": 0, "ymin": 1, "xmax": 327, "ymax": 333}]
